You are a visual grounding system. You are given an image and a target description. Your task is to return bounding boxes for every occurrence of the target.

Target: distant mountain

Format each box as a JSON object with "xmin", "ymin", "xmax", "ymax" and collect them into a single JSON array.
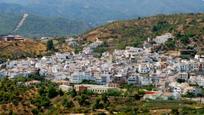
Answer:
[
  {"xmin": 0, "ymin": 13, "xmax": 90, "ymax": 37},
  {"xmin": 15, "ymin": 15, "xmax": 91, "ymax": 37},
  {"xmin": 0, "ymin": 0, "xmax": 204, "ymax": 25},
  {"xmin": 0, "ymin": 0, "xmax": 204, "ymax": 36},
  {"xmin": 0, "ymin": 13, "xmax": 21, "ymax": 35},
  {"xmin": 0, "ymin": 3, "xmax": 26, "ymax": 14}
]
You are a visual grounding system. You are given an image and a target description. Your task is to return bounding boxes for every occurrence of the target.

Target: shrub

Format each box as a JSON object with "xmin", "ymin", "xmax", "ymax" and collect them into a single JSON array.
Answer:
[
  {"xmin": 32, "ymin": 109, "xmax": 40, "ymax": 115},
  {"xmin": 152, "ymin": 21, "xmax": 170, "ymax": 32},
  {"xmin": 69, "ymin": 89, "xmax": 77, "ymax": 97},
  {"xmin": 105, "ymin": 89, "xmax": 121, "ymax": 96},
  {"xmin": 31, "ymin": 96, "xmax": 51, "ymax": 108},
  {"xmin": 63, "ymin": 98, "xmax": 74, "ymax": 108},
  {"xmin": 47, "ymin": 86, "xmax": 58, "ymax": 98},
  {"xmin": 165, "ymin": 39, "xmax": 176, "ymax": 49}
]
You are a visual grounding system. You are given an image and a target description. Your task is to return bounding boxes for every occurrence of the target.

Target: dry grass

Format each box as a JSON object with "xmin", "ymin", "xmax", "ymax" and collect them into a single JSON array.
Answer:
[
  {"xmin": 0, "ymin": 88, "xmax": 39, "ymax": 114},
  {"xmin": 0, "ymin": 39, "xmax": 73, "ymax": 60},
  {"xmin": 0, "ymin": 40, "xmax": 47, "ymax": 59}
]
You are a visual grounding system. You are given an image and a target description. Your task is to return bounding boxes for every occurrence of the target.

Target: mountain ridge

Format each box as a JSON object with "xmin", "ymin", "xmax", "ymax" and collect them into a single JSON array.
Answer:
[
  {"xmin": 0, "ymin": 0, "xmax": 204, "ymax": 36},
  {"xmin": 0, "ymin": 12, "xmax": 91, "ymax": 37},
  {"xmin": 83, "ymin": 13, "xmax": 204, "ymax": 51},
  {"xmin": 1, "ymin": 0, "xmax": 204, "ymax": 25}
]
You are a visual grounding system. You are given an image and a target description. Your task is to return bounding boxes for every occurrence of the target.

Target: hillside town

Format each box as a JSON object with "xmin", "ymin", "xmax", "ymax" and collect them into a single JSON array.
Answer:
[
  {"xmin": 1, "ymin": 1, "xmax": 204, "ymax": 114},
  {"xmin": 0, "ymin": 33, "xmax": 204, "ymax": 101}
]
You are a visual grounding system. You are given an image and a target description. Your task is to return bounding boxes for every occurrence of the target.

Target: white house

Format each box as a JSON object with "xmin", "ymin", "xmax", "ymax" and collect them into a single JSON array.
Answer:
[
  {"xmin": 177, "ymin": 72, "xmax": 189, "ymax": 81},
  {"xmin": 176, "ymin": 62, "xmax": 191, "ymax": 72},
  {"xmin": 124, "ymin": 47, "xmax": 143, "ymax": 59},
  {"xmin": 70, "ymin": 72, "xmax": 96, "ymax": 84},
  {"xmin": 153, "ymin": 33, "xmax": 173, "ymax": 44},
  {"xmin": 100, "ymin": 74, "xmax": 111, "ymax": 85},
  {"xmin": 59, "ymin": 85, "xmax": 73, "ymax": 92},
  {"xmin": 138, "ymin": 76, "xmax": 152, "ymax": 86},
  {"xmin": 74, "ymin": 84, "xmax": 118, "ymax": 94},
  {"xmin": 127, "ymin": 76, "xmax": 138, "ymax": 85},
  {"xmin": 196, "ymin": 76, "xmax": 204, "ymax": 87},
  {"xmin": 138, "ymin": 64, "xmax": 151, "ymax": 73}
]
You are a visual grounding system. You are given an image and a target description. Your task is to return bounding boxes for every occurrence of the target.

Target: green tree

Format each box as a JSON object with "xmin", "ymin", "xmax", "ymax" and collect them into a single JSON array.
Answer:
[
  {"xmin": 152, "ymin": 21, "xmax": 170, "ymax": 32},
  {"xmin": 106, "ymin": 89, "xmax": 121, "ymax": 96},
  {"xmin": 171, "ymin": 109, "xmax": 179, "ymax": 115},
  {"xmin": 59, "ymin": 89, "xmax": 64, "ymax": 96},
  {"xmin": 63, "ymin": 98, "xmax": 73, "ymax": 108},
  {"xmin": 47, "ymin": 86, "xmax": 58, "ymax": 98},
  {"xmin": 31, "ymin": 96, "xmax": 51, "ymax": 108},
  {"xmin": 47, "ymin": 40, "xmax": 55, "ymax": 51},
  {"xmin": 93, "ymin": 41, "xmax": 109, "ymax": 58},
  {"xmin": 39, "ymin": 86, "xmax": 47, "ymax": 97},
  {"xmin": 80, "ymin": 90, "xmax": 95, "ymax": 96},
  {"xmin": 69, "ymin": 89, "xmax": 77, "ymax": 97},
  {"xmin": 32, "ymin": 109, "xmax": 40, "ymax": 115},
  {"xmin": 76, "ymin": 94, "xmax": 89, "ymax": 106},
  {"xmin": 101, "ymin": 94, "xmax": 108, "ymax": 104},
  {"xmin": 0, "ymin": 77, "xmax": 27, "ymax": 104},
  {"xmin": 165, "ymin": 39, "xmax": 176, "ymax": 49},
  {"xmin": 92, "ymin": 97, "xmax": 101, "ymax": 110},
  {"xmin": 101, "ymin": 94, "xmax": 110, "ymax": 108}
]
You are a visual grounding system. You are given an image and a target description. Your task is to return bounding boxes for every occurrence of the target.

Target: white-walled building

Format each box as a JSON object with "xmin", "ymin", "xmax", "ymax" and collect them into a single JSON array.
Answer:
[{"xmin": 153, "ymin": 33, "xmax": 173, "ymax": 44}]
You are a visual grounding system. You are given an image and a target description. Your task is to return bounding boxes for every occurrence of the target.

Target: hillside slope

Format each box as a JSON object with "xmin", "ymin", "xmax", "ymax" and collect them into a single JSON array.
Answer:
[
  {"xmin": 83, "ymin": 13, "xmax": 204, "ymax": 50},
  {"xmin": 0, "ymin": 40, "xmax": 47, "ymax": 60},
  {"xmin": 0, "ymin": 39, "xmax": 73, "ymax": 61},
  {"xmin": 0, "ymin": 12, "xmax": 91, "ymax": 37},
  {"xmin": 16, "ymin": 15, "xmax": 90, "ymax": 37},
  {"xmin": 0, "ymin": 13, "xmax": 21, "ymax": 35},
  {"xmin": 0, "ymin": 1, "xmax": 204, "ymax": 37}
]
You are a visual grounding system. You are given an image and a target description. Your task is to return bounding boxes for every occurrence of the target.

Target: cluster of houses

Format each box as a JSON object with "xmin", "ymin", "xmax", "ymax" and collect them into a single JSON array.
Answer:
[{"xmin": 1, "ymin": 33, "xmax": 204, "ymax": 100}]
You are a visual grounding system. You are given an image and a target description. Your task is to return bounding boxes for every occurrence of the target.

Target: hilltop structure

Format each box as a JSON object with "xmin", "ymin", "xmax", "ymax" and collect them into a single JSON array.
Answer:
[{"xmin": 0, "ymin": 35, "xmax": 24, "ymax": 41}]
